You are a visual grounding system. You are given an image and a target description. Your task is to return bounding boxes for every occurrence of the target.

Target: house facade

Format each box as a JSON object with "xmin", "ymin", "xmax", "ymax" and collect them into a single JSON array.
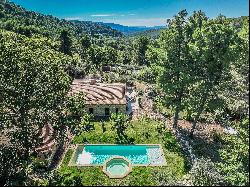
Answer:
[{"xmin": 69, "ymin": 79, "xmax": 127, "ymax": 117}]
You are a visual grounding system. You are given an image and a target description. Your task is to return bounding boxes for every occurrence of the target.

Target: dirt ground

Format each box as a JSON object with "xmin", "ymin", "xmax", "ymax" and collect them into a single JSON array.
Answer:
[{"xmin": 133, "ymin": 81, "xmax": 226, "ymax": 161}]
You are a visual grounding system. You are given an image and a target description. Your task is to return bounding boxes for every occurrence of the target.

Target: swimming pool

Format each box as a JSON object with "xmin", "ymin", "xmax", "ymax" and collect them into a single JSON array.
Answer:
[{"xmin": 69, "ymin": 144, "xmax": 167, "ymax": 166}]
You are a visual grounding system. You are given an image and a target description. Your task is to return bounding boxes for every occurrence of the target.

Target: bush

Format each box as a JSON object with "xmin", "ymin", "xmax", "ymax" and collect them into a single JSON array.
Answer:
[
  {"xmin": 188, "ymin": 158, "xmax": 225, "ymax": 186},
  {"xmin": 32, "ymin": 157, "xmax": 48, "ymax": 171},
  {"xmin": 217, "ymin": 118, "xmax": 249, "ymax": 186},
  {"xmin": 137, "ymin": 67, "xmax": 156, "ymax": 83}
]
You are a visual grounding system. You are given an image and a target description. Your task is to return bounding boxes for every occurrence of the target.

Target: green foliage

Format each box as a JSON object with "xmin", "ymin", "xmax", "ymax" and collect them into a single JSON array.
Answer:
[
  {"xmin": 137, "ymin": 65, "xmax": 163, "ymax": 83},
  {"xmin": 62, "ymin": 118, "xmax": 188, "ymax": 186},
  {"xmin": 187, "ymin": 14, "xmax": 239, "ymax": 135},
  {"xmin": 133, "ymin": 36, "xmax": 150, "ymax": 65},
  {"xmin": 0, "ymin": 1, "xmax": 122, "ymax": 38},
  {"xmin": 31, "ymin": 157, "xmax": 48, "ymax": 171},
  {"xmin": 0, "ymin": 1, "xmax": 249, "ymax": 186},
  {"xmin": 221, "ymin": 16, "xmax": 249, "ymax": 117},
  {"xmin": 188, "ymin": 158, "xmax": 225, "ymax": 186},
  {"xmin": 59, "ymin": 29, "xmax": 72, "ymax": 56},
  {"xmin": 0, "ymin": 29, "xmax": 72, "ymax": 151},
  {"xmin": 217, "ymin": 118, "xmax": 249, "ymax": 186},
  {"xmin": 157, "ymin": 10, "xmax": 244, "ymax": 135},
  {"xmin": 0, "ymin": 144, "xmax": 27, "ymax": 186},
  {"xmin": 129, "ymin": 28, "xmax": 164, "ymax": 39},
  {"xmin": 158, "ymin": 10, "xmax": 192, "ymax": 128},
  {"xmin": 32, "ymin": 179, "xmax": 49, "ymax": 186},
  {"xmin": 80, "ymin": 34, "xmax": 92, "ymax": 50},
  {"xmin": 110, "ymin": 113, "xmax": 130, "ymax": 143},
  {"xmin": 110, "ymin": 113, "xmax": 128, "ymax": 131},
  {"xmin": 58, "ymin": 92, "xmax": 86, "ymax": 138},
  {"xmin": 0, "ymin": 30, "xmax": 85, "ymax": 185}
]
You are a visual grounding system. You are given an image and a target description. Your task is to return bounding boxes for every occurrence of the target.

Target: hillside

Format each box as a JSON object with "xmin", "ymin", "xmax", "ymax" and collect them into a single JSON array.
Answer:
[
  {"xmin": 0, "ymin": 0, "xmax": 249, "ymax": 185},
  {"xmin": 0, "ymin": 0, "xmax": 123, "ymax": 38},
  {"xmin": 102, "ymin": 22, "xmax": 165, "ymax": 35},
  {"xmin": 128, "ymin": 28, "xmax": 165, "ymax": 38}
]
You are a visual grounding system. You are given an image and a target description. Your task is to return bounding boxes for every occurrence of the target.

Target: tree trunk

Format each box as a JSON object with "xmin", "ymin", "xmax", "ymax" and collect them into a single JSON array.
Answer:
[
  {"xmin": 173, "ymin": 94, "xmax": 182, "ymax": 129},
  {"xmin": 190, "ymin": 91, "xmax": 209, "ymax": 138}
]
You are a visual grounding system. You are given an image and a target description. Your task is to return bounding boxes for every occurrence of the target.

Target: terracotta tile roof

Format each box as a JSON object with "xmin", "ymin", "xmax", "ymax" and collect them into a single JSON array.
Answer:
[
  {"xmin": 68, "ymin": 79, "xmax": 127, "ymax": 105},
  {"xmin": 35, "ymin": 124, "xmax": 56, "ymax": 153}
]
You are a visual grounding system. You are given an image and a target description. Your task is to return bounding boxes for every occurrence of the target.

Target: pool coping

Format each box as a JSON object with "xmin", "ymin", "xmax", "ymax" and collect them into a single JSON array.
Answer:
[
  {"xmin": 68, "ymin": 144, "xmax": 167, "ymax": 167},
  {"xmin": 103, "ymin": 156, "xmax": 132, "ymax": 179}
]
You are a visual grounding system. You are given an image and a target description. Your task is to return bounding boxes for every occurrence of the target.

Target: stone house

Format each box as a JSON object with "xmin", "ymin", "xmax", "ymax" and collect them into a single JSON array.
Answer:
[{"xmin": 69, "ymin": 79, "xmax": 127, "ymax": 117}]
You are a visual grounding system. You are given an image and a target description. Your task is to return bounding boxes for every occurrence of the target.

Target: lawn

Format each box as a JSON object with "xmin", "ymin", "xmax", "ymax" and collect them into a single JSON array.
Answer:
[{"xmin": 54, "ymin": 117, "xmax": 188, "ymax": 186}]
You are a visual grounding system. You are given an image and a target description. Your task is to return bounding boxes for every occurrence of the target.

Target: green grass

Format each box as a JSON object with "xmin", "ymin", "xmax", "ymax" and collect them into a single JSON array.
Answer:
[{"xmin": 55, "ymin": 117, "xmax": 188, "ymax": 186}]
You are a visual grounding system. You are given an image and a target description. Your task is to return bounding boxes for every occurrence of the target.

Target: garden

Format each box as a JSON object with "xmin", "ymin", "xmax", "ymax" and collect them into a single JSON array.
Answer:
[{"xmin": 52, "ymin": 116, "xmax": 189, "ymax": 186}]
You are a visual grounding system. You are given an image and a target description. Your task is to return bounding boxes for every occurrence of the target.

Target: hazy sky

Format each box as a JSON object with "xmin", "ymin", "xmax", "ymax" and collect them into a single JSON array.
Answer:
[{"xmin": 11, "ymin": 0, "xmax": 249, "ymax": 27}]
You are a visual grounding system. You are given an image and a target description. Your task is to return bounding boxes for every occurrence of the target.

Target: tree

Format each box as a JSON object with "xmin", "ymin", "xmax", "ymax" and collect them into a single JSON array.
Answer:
[
  {"xmin": 188, "ymin": 15, "xmax": 238, "ymax": 137},
  {"xmin": 0, "ymin": 144, "xmax": 27, "ymax": 186},
  {"xmin": 59, "ymin": 29, "xmax": 72, "ymax": 55},
  {"xmin": 80, "ymin": 34, "xmax": 92, "ymax": 50},
  {"xmin": 221, "ymin": 16, "xmax": 249, "ymax": 118},
  {"xmin": 110, "ymin": 113, "xmax": 129, "ymax": 142},
  {"xmin": 0, "ymin": 30, "xmax": 85, "ymax": 185},
  {"xmin": 134, "ymin": 36, "xmax": 150, "ymax": 65},
  {"xmin": 158, "ymin": 10, "xmax": 192, "ymax": 128},
  {"xmin": 102, "ymin": 46, "xmax": 118, "ymax": 66}
]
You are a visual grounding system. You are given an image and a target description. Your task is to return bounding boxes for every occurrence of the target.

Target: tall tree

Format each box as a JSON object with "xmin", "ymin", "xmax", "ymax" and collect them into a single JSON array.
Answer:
[
  {"xmin": 189, "ymin": 15, "xmax": 237, "ymax": 137},
  {"xmin": 158, "ymin": 10, "xmax": 191, "ymax": 128},
  {"xmin": 59, "ymin": 29, "xmax": 72, "ymax": 56}
]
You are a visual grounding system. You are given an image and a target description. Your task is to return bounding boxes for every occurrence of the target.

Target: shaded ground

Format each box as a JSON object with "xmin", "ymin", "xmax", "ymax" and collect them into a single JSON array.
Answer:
[{"xmin": 135, "ymin": 82, "xmax": 225, "ymax": 162}]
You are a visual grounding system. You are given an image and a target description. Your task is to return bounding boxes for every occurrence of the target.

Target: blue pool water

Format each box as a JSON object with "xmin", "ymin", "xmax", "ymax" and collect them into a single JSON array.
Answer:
[{"xmin": 74, "ymin": 145, "xmax": 166, "ymax": 165}]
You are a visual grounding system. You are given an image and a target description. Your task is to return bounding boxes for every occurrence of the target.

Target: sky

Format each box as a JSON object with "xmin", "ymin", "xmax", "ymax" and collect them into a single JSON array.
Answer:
[{"xmin": 11, "ymin": 0, "xmax": 249, "ymax": 27}]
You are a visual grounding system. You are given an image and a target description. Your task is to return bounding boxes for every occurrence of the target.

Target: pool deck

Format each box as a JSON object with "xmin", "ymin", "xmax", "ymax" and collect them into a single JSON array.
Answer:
[{"xmin": 68, "ymin": 144, "xmax": 167, "ymax": 167}]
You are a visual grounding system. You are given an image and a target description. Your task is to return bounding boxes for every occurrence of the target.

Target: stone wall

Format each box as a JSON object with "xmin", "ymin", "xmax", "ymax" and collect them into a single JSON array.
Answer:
[{"xmin": 86, "ymin": 104, "xmax": 126, "ymax": 116}]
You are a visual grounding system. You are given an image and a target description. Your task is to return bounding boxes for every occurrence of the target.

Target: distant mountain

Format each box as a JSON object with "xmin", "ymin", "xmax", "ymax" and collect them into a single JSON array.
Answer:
[
  {"xmin": 100, "ymin": 22, "xmax": 165, "ymax": 35},
  {"xmin": 0, "ymin": 1, "xmax": 123, "ymax": 38}
]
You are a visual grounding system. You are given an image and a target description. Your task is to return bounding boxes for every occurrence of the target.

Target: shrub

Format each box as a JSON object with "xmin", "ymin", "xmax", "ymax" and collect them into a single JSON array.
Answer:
[
  {"xmin": 32, "ymin": 157, "xmax": 48, "ymax": 171},
  {"xmin": 217, "ymin": 118, "xmax": 249, "ymax": 186},
  {"xmin": 188, "ymin": 158, "xmax": 225, "ymax": 186}
]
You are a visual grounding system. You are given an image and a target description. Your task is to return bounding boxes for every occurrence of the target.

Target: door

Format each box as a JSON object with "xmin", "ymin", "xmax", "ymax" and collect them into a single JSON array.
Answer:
[{"xmin": 105, "ymin": 108, "xmax": 110, "ymax": 116}]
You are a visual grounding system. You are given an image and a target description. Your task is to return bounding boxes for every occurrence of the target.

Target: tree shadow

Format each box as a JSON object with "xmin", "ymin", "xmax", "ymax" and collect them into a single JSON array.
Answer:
[
  {"xmin": 100, "ymin": 121, "xmax": 106, "ymax": 133},
  {"xmin": 83, "ymin": 124, "xmax": 95, "ymax": 132},
  {"xmin": 177, "ymin": 126, "xmax": 222, "ymax": 162},
  {"xmin": 115, "ymin": 131, "xmax": 135, "ymax": 144}
]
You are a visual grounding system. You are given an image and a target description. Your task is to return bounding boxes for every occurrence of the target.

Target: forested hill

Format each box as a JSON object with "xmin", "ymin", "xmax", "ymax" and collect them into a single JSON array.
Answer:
[
  {"xmin": 0, "ymin": 0, "xmax": 123, "ymax": 38},
  {"xmin": 128, "ymin": 28, "xmax": 164, "ymax": 38},
  {"xmin": 102, "ymin": 22, "xmax": 165, "ymax": 35},
  {"xmin": 128, "ymin": 16, "xmax": 249, "ymax": 38}
]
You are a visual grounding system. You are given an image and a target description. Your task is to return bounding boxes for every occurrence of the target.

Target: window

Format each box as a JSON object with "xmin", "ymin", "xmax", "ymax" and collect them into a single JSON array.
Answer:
[
  {"xmin": 105, "ymin": 108, "xmax": 110, "ymax": 116},
  {"xmin": 116, "ymin": 108, "xmax": 119, "ymax": 114},
  {"xmin": 89, "ymin": 108, "xmax": 94, "ymax": 114}
]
